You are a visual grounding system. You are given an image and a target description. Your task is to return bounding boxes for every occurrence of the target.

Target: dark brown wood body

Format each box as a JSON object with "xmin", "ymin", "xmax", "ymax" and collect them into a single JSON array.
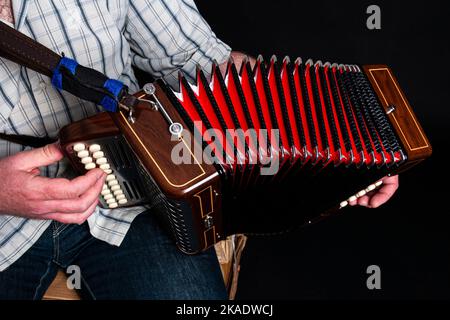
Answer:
[{"xmin": 59, "ymin": 85, "xmax": 224, "ymax": 253}]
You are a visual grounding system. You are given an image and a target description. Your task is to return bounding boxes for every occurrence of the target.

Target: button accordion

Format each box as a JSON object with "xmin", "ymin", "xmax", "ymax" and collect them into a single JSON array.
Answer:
[{"xmin": 59, "ymin": 56, "xmax": 432, "ymax": 254}]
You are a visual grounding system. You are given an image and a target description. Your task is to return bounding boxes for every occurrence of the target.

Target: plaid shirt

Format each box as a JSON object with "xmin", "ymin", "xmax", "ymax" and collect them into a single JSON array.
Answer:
[{"xmin": 0, "ymin": 0, "xmax": 230, "ymax": 271}]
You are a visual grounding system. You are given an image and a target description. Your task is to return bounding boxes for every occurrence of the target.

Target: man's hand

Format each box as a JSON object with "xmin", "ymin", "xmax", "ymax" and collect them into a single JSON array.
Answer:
[
  {"xmin": 350, "ymin": 175, "xmax": 399, "ymax": 208},
  {"xmin": 219, "ymin": 51, "xmax": 256, "ymax": 76},
  {"xmin": 0, "ymin": 143, "xmax": 106, "ymax": 224}
]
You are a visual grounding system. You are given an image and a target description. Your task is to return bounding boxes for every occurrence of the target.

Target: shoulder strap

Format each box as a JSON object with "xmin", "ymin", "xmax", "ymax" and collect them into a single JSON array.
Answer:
[
  {"xmin": 0, "ymin": 21, "xmax": 137, "ymax": 147},
  {"xmin": 0, "ymin": 21, "xmax": 59, "ymax": 147},
  {"xmin": 0, "ymin": 133, "xmax": 55, "ymax": 148},
  {"xmin": 0, "ymin": 20, "xmax": 130, "ymax": 114},
  {"xmin": 0, "ymin": 21, "xmax": 60, "ymax": 77}
]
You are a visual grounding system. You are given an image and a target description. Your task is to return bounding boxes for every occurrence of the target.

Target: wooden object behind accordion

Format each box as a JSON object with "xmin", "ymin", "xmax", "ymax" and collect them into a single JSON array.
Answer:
[{"xmin": 59, "ymin": 64, "xmax": 431, "ymax": 254}]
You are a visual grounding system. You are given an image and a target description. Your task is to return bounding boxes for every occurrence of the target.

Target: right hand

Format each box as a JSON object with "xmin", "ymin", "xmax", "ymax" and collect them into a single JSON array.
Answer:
[{"xmin": 0, "ymin": 143, "xmax": 106, "ymax": 224}]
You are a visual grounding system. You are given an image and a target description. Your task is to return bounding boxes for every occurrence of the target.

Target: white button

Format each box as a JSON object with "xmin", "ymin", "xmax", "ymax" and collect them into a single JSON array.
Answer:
[
  {"xmin": 96, "ymin": 157, "xmax": 108, "ymax": 165},
  {"xmin": 77, "ymin": 150, "xmax": 89, "ymax": 158},
  {"xmin": 73, "ymin": 143, "xmax": 85, "ymax": 152},
  {"xmin": 118, "ymin": 199, "xmax": 127, "ymax": 205},
  {"xmin": 375, "ymin": 180, "xmax": 383, "ymax": 187},
  {"xmin": 349, "ymin": 195, "xmax": 357, "ymax": 202},
  {"xmin": 101, "ymin": 189, "xmax": 111, "ymax": 196},
  {"xmin": 340, "ymin": 200, "xmax": 348, "ymax": 208},
  {"xmin": 92, "ymin": 151, "xmax": 104, "ymax": 159},
  {"xmin": 89, "ymin": 144, "xmax": 101, "ymax": 153},
  {"xmin": 108, "ymin": 203, "xmax": 118, "ymax": 209},
  {"xmin": 103, "ymin": 169, "xmax": 112, "ymax": 174},
  {"xmin": 366, "ymin": 184, "xmax": 376, "ymax": 192},
  {"xmin": 113, "ymin": 190, "xmax": 123, "ymax": 196},
  {"xmin": 106, "ymin": 174, "xmax": 116, "ymax": 181},
  {"xmin": 357, "ymin": 190, "xmax": 366, "ymax": 197},
  {"xmin": 99, "ymin": 164, "xmax": 110, "ymax": 170},
  {"xmin": 110, "ymin": 185, "xmax": 121, "ymax": 191},
  {"xmin": 108, "ymin": 180, "xmax": 119, "ymax": 187},
  {"xmin": 103, "ymin": 194, "xmax": 113, "ymax": 200},
  {"xmin": 85, "ymin": 163, "xmax": 96, "ymax": 170},
  {"xmin": 81, "ymin": 156, "xmax": 93, "ymax": 164},
  {"xmin": 106, "ymin": 198, "xmax": 116, "ymax": 204},
  {"xmin": 115, "ymin": 194, "xmax": 126, "ymax": 200}
]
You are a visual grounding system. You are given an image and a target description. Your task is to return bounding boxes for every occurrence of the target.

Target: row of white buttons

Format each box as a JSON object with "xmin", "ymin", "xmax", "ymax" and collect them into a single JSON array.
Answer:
[
  {"xmin": 73, "ymin": 143, "xmax": 128, "ymax": 208},
  {"xmin": 339, "ymin": 180, "xmax": 383, "ymax": 208}
]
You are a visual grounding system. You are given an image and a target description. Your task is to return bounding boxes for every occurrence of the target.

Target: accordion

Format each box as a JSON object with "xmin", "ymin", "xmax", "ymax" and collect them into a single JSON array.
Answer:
[{"xmin": 59, "ymin": 56, "xmax": 432, "ymax": 254}]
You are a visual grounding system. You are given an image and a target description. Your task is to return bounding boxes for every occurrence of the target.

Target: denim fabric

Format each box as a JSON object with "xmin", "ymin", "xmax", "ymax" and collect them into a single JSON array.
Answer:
[{"xmin": 0, "ymin": 211, "xmax": 227, "ymax": 300}]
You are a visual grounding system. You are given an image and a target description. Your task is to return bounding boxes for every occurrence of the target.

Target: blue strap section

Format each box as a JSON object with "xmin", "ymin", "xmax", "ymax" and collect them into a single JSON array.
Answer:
[
  {"xmin": 51, "ymin": 57, "xmax": 124, "ymax": 112},
  {"xmin": 100, "ymin": 95, "xmax": 119, "ymax": 112},
  {"xmin": 100, "ymin": 79, "xmax": 124, "ymax": 112},
  {"xmin": 104, "ymin": 79, "xmax": 123, "ymax": 98},
  {"xmin": 51, "ymin": 57, "xmax": 78, "ymax": 90}
]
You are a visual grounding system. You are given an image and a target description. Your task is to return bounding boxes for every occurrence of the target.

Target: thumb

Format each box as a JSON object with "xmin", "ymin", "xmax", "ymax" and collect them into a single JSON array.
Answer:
[{"xmin": 13, "ymin": 143, "xmax": 64, "ymax": 171}]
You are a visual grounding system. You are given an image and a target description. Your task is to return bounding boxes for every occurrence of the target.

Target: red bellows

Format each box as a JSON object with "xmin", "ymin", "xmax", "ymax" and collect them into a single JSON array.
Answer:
[{"xmin": 172, "ymin": 55, "xmax": 402, "ymax": 188}]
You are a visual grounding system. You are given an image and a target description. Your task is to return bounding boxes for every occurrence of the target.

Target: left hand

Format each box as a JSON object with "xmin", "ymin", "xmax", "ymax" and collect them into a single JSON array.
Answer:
[{"xmin": 349, "ymin": 175, "xmax": 399, "ymax": 208}]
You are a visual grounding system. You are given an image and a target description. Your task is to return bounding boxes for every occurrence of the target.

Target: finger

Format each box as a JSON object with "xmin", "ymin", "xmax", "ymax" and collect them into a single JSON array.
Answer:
[
  {"xmin": 31, "ymin": 168, "xmax": 105, "ymax": 199},
  {"xmin": 13, "ymin": 143, "xmax": 64, "ymax": 171},
  {"xmin": 357, "ymin": 195, "xmax": 371, "ymax": 207},
  {"xmin": 43, "ymin": 200, "xmax": 99, "ymax": 224},
  {"xmin": 69, "ymin": 169, "xmax": 106, "ymax": 196},
  {"xmin": 382, "ymin": 175, "xmax": 399, "ymax": 186},
  {"xmin": 369, "ymin": 180, "xmax": 399, "ymax": 208},
  {"xmin": 349, "ymin": 198, "xmax": 358, "ymax": 206},
  {"xmin": 30, "ymin": 168, "xmax": 40, "ymax": 175},
  {"xmin": 36, "ymin": 173, "xmax": 104, "ymax": 214}
]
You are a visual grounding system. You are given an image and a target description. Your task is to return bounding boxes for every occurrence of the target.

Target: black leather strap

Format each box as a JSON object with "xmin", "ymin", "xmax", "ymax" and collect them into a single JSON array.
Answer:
[
  {"xmin": 0, "ymin": 133, "xmax": 55, "ymax": 148},
  {"xmin": 0, "ymin": 20, "xmax": 132, "ymax": 147},
  {"xmin": 0, "ymin": 21, "xmax": 62, "ymax": 147},
  {"xmin": 0, "ymin": 20, "xmax": 128, "ymax": 113},
  {"xmin": 0, "ymin": 20, "xmax": 61, "ymax": 77}
]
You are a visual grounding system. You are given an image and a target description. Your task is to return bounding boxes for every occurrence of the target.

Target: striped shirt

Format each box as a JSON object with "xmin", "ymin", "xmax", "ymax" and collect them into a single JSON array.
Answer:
[{"xmin": 0, "ymin": 0, "xmax": 231, "ymax": 271}]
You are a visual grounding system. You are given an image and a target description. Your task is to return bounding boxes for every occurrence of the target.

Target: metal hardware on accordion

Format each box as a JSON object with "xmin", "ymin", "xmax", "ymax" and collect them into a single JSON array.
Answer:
[{"xmin": 59, "ymin": 55, "xmax": 432, "ymax": 254}]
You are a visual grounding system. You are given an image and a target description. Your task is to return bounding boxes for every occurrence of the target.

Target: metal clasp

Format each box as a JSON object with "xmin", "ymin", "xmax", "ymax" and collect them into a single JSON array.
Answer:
[
  {"xmin": 204, "ymin": 215, "xmax": 214, "ymax": 229},
  {"xmin": 139, "ymin": 83, "xmax": 184, "ymax": 138},
  {"xmin": 386, "ymin": 104, "xmax": 396, "ymax": 115},
  {"xmin": 118, "ymin": 101, "xmax": 136, "ymax": 124}
]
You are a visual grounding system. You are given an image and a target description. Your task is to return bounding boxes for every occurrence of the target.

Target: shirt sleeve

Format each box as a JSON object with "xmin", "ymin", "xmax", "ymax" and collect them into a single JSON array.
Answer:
[{"xmin": 124, "ymin": 0, "xmax": 231, "ymax": 88}]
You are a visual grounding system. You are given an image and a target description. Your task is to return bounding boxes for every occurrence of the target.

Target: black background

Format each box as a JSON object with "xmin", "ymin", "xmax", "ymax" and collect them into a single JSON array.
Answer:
[{"xmin": 196, "ymin": 0, "xmax": 450, "ymax": 299}]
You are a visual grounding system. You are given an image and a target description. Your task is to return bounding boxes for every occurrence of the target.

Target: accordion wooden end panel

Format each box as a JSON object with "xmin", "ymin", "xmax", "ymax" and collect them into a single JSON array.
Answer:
[
  {"xmin": 362, "ymin": 65, "xmax": 432, "ymax": 163},
  {"xmin": 59, "ymin": 56, "xmax": 432, "ymax": 254}
]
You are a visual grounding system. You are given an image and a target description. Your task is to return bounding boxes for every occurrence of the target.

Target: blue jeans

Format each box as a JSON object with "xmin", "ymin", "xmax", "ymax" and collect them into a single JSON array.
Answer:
[{"xmin": 0, "ymin": 211, "xmax": 227, "ymax": 300}]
